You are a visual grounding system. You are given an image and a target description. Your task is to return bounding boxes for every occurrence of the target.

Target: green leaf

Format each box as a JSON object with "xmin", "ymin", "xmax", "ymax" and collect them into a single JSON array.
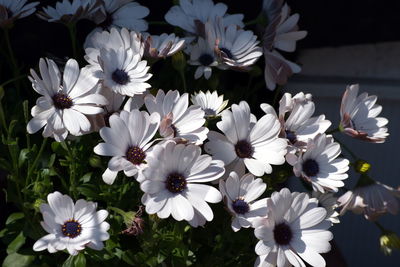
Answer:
[
  {"xmin": 80, "ymin": 172, "xmax": 92, "ymax": 183},
  {"xmin": 0, "ymin": 157, "xmax": 12, "ymax": 171},
  {"xmin": 0, "ymin": 86, "xmax": 4, "ymax": 100},
  {"xmin": 18, "ymin": 148, "xmax": 32, "ymax": 168},
  {"xmin": 6, "ymin": 231, "xmax": 25, "ymax": 254},
  {"xmin": 62, "ymin": 253, "xmax": 86, "ymax": 267},
  {"xmin": 6, "ymin": 212, "xmax": 24, "ymax": 225},
  {"xmin": 2, "ymin": 252, "xmax": 35, "ymax": 267},
  {"xmin": 77, "ymin": 184, "xmax": 99, "ymax": 198}
]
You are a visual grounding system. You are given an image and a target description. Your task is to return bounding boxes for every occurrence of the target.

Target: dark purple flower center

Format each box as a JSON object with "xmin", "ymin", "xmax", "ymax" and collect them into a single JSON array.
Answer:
[
  {"xmin": 232, "ymin": 198, "xmax": 249, "ymax": 214},
  {"xmin": 285, "ymin": 130, "xmax": 297, "ymax": 144},
  {"xmin": 112, "ymin": 69, "xmax": 130, "ymax": 85},
  {"xmin": 273, "ymin": 222, "xmax": 292, "ymax": 245},
  {"xmin": 220, "ymin": 47, "xmax": 234, "ymax": 59},
  {"xmin": 61, "ymin": 219, "xmax": 81, "ymax": 238},
  {"xmin": 235, "ymin": 140, "xmax": 254, "ymax": 158},
  {"xmin": 302, "ymin": 159, "xmax": 320, "ymax": 177},
  {"xmin": 199, "ymin": 53, "xmax": 214, "ymax": 66},
  {"xmin": 52, "ymin": 93, "xmax": 73, "ymax": 109},
  {"xmin": 126, "ymin": 146, "xmax": 146, "ymax": 165},
  {"xmin": 166, "ymin": 172, "xmax": 187, "ymax": 193}
]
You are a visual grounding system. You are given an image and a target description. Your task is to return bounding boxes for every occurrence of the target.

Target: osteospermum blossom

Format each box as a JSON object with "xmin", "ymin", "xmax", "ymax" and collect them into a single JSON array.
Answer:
[
  {"xmin": 263, "ymin": 3, "xmax": 306, "ymax": 91},
  {"xmin": 208, "ymin": 17, "xmax": 263, "ymax": 70},
  {"xmin": 96, "ymin": 47, "xmax": 151, "ymax": 97},
  {"xmin": 84, "ymin": 27, "xmax": 143, "ymax": 68},
  {"xmin": 190, "ymin": 90, "xmax": 228, "ymax": 118},
  {"xmin": 293, "ymin": 134, "xmax": 349, "ymax": 193},
  {"xmin": 94, "ymin": 109, "xmax": 160, "ymax": 184},
  {"xmin": 95, "ymin": 0, "xmax": 149, "ymax": 31},
  {"xmin": 312, "ymin": 191, "xmax": 340, "ymax": 225},
  {"xmin": 33, "ymin": 191, "xmax": 110, "ymax": 255},
  {"xmin": 253, "ymin": 188, "xmax": 333, "ymax": 267},
  {"xmin": 261, "ymin": 92, "xmax": 331, "ymax": 149},
  {"xmin": 38, "ymin": 0, "xmax": 102, "ymax": 24},
  {"xmin": 219, "ymin": 171, "xmax": 268, "ymax": 232},
  {"xmin": 340, "ymin": 84, "xmax": 389, "ymax": 143},
  {"xmin": 27, "ymin": 58, "xmax": 108, "ymax": 141},
  {"xmin": 188, "ymin": 36, "xmax": 218, "ymax": 80},
  {"xmin": 143, "ymin": 33, "xmax": 186, "ymax": 59},
  {"xmin": 205, "ymin": 101, "xmax": 287, "ymax": 176},
  {"xmin": 140, "ymin": 142, "xmax": 224, "ymax": 225},
  {"xmin": 145, "ymin": 89, "xmax": 208, "ymax": 145},
  {"xmin": 338, "ymin": 180, "xmax": 400, "ymax": 221},
  {"xmin": 0, "ymin": 0, "xmax": 39, "ymax": 28},
  {"xmin": 165, "ymin": 0, "xmax": 244, "ymax": 36}
]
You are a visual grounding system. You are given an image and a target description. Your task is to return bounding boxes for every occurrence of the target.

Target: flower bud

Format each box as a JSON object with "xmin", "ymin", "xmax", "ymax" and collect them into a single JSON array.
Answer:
[
  {"xmin": 172, "ymin": 51, "xmax": 186, "ymax": 72},
  {"xmin": 89, "ymin": 155, "xmax": 102, "ymax": 168},
  {"xmin": 380, "ymin": 231, "xmax": 400, "ymax": 255},
  {"xmin": 354, "ymin": 159, "xmax": 371, "ymax": 174}
]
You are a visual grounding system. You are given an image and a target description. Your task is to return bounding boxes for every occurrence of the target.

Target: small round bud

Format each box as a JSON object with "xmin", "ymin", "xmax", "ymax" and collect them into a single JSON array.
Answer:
[{"xmin": 354, "ymin": 160, "xmax": 371, "ymax": 174}]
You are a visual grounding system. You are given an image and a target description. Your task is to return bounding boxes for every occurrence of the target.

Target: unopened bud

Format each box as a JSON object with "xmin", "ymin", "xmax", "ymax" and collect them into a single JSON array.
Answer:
[
  {"xmin": 172, "ymin": 51, "xmax": 186, "ymax": 72},
  {"xmin": 380, "ymin": 231, "xmax": 400, "ymax": 255},
  {"xmin": 354, "ymin": 160, "xmax": 371, "ymax": 174},
  {"xmin": 89, "ymin": 155, "xmax": 102, "ymax": 168}
]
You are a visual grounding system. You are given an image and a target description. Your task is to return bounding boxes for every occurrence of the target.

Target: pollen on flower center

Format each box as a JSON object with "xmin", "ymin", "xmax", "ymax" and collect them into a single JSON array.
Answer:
[
  {"xmin": 285, "ymin": 130, "xmax": 297, "ymax": 144},
  {"xmin": 166, "ymin": 172, "xmax": 187, "ymax": 193},
  {"xmin": 61, "ymin": 219, "xmax": 82, "ymax": 238},
  {"xmin": 273, "ymin": 222, "xmax": 293, "ymax": 245},
  {"xmin": 52, "ymin": 93, "xmax": 73, "ymax": 109},
  {"xmin": 232, "ymin": 198, "xmax": 250, "ymax": 214},
  {"xmin": 235, "ymin": 140, "xmax": 254, "ymax": 158},
  {"xmin": 302, "ymin": 159, "xmax": 320, "ymax": 177},
  {"xmin": 126, "ymin": 146, "xmax": 146, "ymax": 165},
  {"xmin": 199, "ymin": 53, "xmax": 214, "ymax": 66},
  {"xmin": 220, "ymin": 47, "xmax": 234, "ymax": 59},
  {"xmin": 112, "ymin": 69, "xmax": 130, "ymax": 85}
]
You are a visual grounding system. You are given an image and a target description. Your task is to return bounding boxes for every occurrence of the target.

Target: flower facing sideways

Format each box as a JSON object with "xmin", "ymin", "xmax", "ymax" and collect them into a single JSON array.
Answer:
[
  {"xmin": 27, "ymin": 58, "xmax": 108, "ymax": 141},
  {"xmin": 219, "ymin": 171, "xmax": 268, "ymax": 232},
  {"xmin": 33, "ymin": 191, "xmax": 110, "ymax": 255},
  {"xmin": 190, "ymin": 90, "xmax": 228, "ymax": 118},
  {"xmin": 253, "ymin": 188, "xmax": 333, "ymax": 267},
  {"xmin": 0, "ymin": 0, "xmax": 39, "ymax": 28},
  {"xmin": 340, "ymin": 84, "xmax": 389, "ymax": 143},
  {"xmin": 140, "ymin": 142, "xmax": 224, "ymax": 226}
]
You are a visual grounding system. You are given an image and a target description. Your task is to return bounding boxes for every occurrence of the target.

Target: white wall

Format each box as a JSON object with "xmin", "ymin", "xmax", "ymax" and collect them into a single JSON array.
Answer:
[{"xmin": 286, "ymin": 42, "xmax": 400, "ymax": 266}]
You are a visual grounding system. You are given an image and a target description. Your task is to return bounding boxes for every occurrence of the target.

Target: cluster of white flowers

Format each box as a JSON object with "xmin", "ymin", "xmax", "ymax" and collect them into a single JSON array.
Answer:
[{"xmin": 14, "ymin": 0, "xmax": 398, "ymax": 265}]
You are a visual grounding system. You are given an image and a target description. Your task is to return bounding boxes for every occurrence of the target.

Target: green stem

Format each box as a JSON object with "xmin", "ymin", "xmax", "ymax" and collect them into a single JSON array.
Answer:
[
  {"xmin": 0, "ymin": 99, "xmax": 8, "ymax": 134},
  {"xmin": 63, "ymin": 141, "xmax": 78, "ymax": 198},
  {"xmin": 27, "ymin": 138, "xmax": 48, "ymax": 182},
  {"xmin": 67, "ymin": 23, "xmax": 78, "ymax": 59},
  {"xmin": 272, "ymin": 85, "xmax": 283, "ymax": 106},
  {"xmin": 245, "ymin": 19, "xmax": 258, "ymax": 26},
  {"xmin": 179, "ymin": 69, "xmax": 187, "ymax": 93},
  {"xmin": 3, "ymin": 28, "xmax": 21, "ymax": 95},
  {"xmin": 334, "ymin": 138, "xmax": 357, "ymax": 160},
  {"xmin": 375, "ymin": 221, "xmax": 386, "ymax": 233}
]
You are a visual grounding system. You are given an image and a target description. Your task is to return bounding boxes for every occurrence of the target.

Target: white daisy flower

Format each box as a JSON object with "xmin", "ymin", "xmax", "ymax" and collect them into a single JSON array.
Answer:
[
  {"xmin": 253, "ymin": 188, "xmax": 333, "ymax": 267},
  {"xmin": 143, "ymin": 33, "xmax": 186, "ymax": 59},
  {"xmin": 123, "ymin": 90, "xmax": 148, "ymax": 111},
  {"xmin": 144, "ymin": 89, "xmax": 208, "ymax": 145},
  {"xmin": 262, "ymin": 3, "xmax": 306, "ymax": 91},
  {"xmin": 165, "ymin": 0, "xmax": 244, "ymax": 36},
  {"xmin": 0, "ymin": 0, "xmax": 39, "ymax": 28},
  {"xmin": 188, "ymin": 36, "xmax": 218, "ymax": 80},
  {"xmin": 95, "ymin": 0, "xmax": 149, "ymax": 31},
  {"xmin": 190, "ymin": 90, "xmax": 228, "ymax": 118},
  {"xmin": 38, "ymin": 0, "xmax": 102, "ymax": 24},
  {"xmin": 84, "ymin": 27, "xmax": 143, "ymax": 68},
  {"xmin": 261, "ymin": 92, "xmax": 331, "ymax": 148},
  {"xmin": 338, "ymin": 180, "xmax": 400, "ymax": 221},
  {"xmin": 94, "ymin": 109, "xmax": 160, "ymax": 184},
  {"xmin": 219, "ymin": 171, "xmax": 268, "ymax": 232},
  {"xmin": 33, "ymin": 191, "xmax": 110, "ymax": 255},
  {"xmin": 95, "ymin": 46, "xmax": 151, "ymax": 97},
  {"xmin": 340, "ymin": 84, "xmax": 389, "ymax": 143},
  {"xmin": 140, "ymin": 142, "xmax": 224, "ymax": 224},
  {"xmin": 205, "ymin": 101, "xmax": 287, "ymax": 177},
  {"xmin": 262, "ymin": 0, "xmax": 284, "ymax": 21},
  {"xmin": 27, "ymin": 58, "xmax": 108, "ymax": 142},
  {"xmin": 312, "ymin": 191, "xmax": 340, "ymax": 225},
  {"xmin": 208, "ymin": 18, "xmax": 263, "ymax": 70},
  {"xmin": 292, "ymin": 134, "xmax": 349, "ymax": 193}
]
